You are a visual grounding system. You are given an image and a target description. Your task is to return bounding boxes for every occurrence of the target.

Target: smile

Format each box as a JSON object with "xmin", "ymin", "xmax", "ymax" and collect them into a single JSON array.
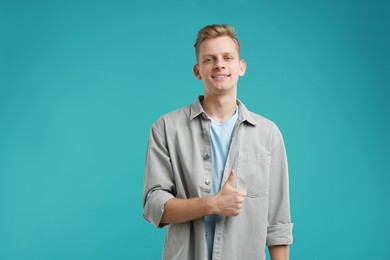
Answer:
[{"xmin": 211, "ymin": 74, "xmax": 230, "ymax": 79}]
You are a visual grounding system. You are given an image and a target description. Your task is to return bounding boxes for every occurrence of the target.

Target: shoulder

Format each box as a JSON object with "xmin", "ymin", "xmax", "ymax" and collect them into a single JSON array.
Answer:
[
  {"xmin": 245, "ymin": 109, "xmax": 284, "ymax": 144},
  {"xmin": 250, "ymin": 111, "xmax": 275, "ymax": 127},
  {"xmin": 238, "ymin": 99, "xmax": 278, "ymax": 133},
  {"xmin": 243, "ymin": 104, "xmax": 280, "ymax": 132},
  {"xmin": 151, "ymin": 105, "xmax": 192, "ymax": 135}
]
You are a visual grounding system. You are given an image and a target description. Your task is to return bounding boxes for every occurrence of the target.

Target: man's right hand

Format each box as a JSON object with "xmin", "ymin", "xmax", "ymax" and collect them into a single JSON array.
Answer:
[
  {"xmin": 214, "ymin": 169, "xmax": 247, "ymax": 216},
  {"xmin": 160, "ymin": 169, "xmax": 247, "ymax": 225}
]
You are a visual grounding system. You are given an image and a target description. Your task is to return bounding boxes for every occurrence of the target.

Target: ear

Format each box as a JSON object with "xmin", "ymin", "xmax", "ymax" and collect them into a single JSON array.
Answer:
[
  {"xmin": 193, "ymin": 64, "xmax": 202, "ymax": 80},
  {"xmin": 239, "ymin": 59, "xmax": 247, "ymax": 77}
]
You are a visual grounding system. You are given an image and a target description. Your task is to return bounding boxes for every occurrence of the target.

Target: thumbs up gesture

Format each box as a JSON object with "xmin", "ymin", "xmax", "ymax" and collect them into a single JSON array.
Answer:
[{"xmin": 214, "ymin": 169, "xmax": 247, "ymax": 216}]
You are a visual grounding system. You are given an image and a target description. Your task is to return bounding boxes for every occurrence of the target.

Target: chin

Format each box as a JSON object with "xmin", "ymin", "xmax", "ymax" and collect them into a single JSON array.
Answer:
[{"xmin": 208, "ymin": 86, "xmax": 236, "ymax": 95}]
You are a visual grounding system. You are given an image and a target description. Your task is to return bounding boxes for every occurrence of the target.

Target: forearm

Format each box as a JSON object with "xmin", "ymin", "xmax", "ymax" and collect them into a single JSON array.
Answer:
[
  {"xmin": 160, "ymin": 197, "xmax": 216, "ymax": 225},
  {"xmin": 269, "ymin": 245, "xmax": 289, "ymax": 260}
]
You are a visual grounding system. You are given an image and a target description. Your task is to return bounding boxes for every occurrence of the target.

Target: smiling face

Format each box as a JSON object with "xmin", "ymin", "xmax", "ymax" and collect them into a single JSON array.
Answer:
[{"xmin": 193, "ymin": 36, "xmax": 246, "ymax": 97}]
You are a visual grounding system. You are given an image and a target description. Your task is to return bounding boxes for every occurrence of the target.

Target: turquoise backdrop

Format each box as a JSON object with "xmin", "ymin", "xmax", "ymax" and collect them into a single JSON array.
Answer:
[{"xmin": 1, "ymin": 0, "xmax": 389, "ymax": 259}]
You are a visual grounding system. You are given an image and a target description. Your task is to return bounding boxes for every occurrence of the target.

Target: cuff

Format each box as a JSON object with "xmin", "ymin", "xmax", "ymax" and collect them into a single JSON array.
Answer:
[
  {"xmin": 143, "ymin": 190, "xmax": 175, "ymax": 228},
  {"xmin": 266, "ymin": 223, "xmax": 294, "ymax": 246}
]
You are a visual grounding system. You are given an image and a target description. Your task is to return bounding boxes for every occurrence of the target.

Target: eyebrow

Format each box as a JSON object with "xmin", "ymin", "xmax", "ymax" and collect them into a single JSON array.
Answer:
[{"xmin": 201, "ymin": 52, "xmax": 236, "ymax": 58}]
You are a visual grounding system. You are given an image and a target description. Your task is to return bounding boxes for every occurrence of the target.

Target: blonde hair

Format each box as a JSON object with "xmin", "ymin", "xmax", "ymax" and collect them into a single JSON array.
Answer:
[{"xmin": 194, "ymin": 24, "xmax": 241, "ymax": 60}]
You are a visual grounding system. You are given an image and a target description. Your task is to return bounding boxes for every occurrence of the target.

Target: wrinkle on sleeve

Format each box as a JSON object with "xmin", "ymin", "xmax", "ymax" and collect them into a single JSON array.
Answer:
[
  {"xmin": 266, "ymin": 124, "xmax": 293, "ymax": 246},
  {"xmin": 143, "ymin": 124, "xmax": 175, "ymax": 228}
]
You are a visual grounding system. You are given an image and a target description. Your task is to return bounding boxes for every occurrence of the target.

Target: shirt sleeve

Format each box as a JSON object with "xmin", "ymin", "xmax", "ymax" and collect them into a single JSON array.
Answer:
[
  {"xmin": 266, "ymin": 124, "xmax": 293, "ymax": 246},
  {"xmin": 143, "ymin": 123, "xmax": 175, "ymax": 228}
]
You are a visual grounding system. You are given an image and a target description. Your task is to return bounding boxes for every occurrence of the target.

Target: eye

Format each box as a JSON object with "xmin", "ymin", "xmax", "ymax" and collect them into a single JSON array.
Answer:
[
  {"xmin": 203, "ymin": 58, "xmax": 212, "ymax": 63},
  {"xmin": 225, "ymin": 56, "xmax": 234, "ymax": 60}
]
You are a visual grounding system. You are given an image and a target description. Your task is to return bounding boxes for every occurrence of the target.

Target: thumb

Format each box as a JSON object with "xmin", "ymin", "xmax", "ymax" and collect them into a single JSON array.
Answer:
[{"xmin": 225, "ymin": 169, "xmax": 235, "ymax": 187}]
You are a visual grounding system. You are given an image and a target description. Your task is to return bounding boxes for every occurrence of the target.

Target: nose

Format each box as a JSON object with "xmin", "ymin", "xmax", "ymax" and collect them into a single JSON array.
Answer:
[{"xmin": 213, "ymin": 58, "xmax": 225, "ymax": 70}]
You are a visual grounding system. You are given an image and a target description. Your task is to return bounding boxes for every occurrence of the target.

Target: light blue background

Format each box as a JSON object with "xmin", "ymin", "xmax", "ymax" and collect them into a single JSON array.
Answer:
[{"xmin": 1, "ymin": 0, "xmax": 389, "ymax": 259}]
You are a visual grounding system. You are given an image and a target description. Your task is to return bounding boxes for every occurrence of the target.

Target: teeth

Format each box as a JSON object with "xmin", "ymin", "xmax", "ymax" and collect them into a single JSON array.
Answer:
[{"xmin": 213, "ymin": 75, "xmax": 228, "ymax": 78}]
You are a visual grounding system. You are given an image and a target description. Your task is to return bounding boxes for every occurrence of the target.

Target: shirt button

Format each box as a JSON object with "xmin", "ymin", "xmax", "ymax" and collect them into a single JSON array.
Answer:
[
  {"xmin": 203, "ymin": 153, "xmax": 210, "ymax": 160},
  {"xmin": 205, "ymin": 179, "xmax": 210, "ymax": 185}
]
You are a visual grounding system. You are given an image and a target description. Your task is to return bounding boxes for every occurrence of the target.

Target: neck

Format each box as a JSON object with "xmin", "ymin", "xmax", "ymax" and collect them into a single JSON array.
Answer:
[{"xmin": 202, "ymin": 92, "xmax": 237, "ymax": 123}]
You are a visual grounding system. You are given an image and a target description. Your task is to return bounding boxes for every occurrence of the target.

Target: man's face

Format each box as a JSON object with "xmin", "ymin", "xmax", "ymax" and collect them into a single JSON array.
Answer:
[{"xmin": 193, "ymin": 36, "xmax": 246, "ymax": 96}]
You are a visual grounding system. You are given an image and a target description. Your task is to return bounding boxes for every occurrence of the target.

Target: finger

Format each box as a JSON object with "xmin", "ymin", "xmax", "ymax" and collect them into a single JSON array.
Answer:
[
  {"xmin": 234, "ymin": 188, "xmax": 246, "ymax": 198},
  {"xmin": 225, "ymin": 169, "xmax": 235, "ymax": 186}
]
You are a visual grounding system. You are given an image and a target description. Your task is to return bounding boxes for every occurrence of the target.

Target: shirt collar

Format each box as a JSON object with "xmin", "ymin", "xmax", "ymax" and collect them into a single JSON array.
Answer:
[{"xmin": 190, "ymin": 96, "xmax": 258, "ymax": 126}]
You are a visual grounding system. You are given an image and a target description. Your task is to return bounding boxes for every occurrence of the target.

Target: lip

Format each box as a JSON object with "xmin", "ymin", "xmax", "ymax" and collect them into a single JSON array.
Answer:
[{"xmin": 211, "ymin": 74, "xmax": 231, "ymax": 79}]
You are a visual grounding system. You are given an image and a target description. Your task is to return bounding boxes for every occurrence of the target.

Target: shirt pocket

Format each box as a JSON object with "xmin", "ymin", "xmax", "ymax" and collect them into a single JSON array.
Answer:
[{"xmin": 236, "ymin": 151, "xmax": 270, "ymax": 198}]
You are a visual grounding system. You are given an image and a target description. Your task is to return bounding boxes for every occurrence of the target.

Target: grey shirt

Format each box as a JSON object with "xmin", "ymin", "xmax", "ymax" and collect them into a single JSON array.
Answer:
[{"xmin": 143, "ymin": 96, "xmax": 293, "ymax": 260}]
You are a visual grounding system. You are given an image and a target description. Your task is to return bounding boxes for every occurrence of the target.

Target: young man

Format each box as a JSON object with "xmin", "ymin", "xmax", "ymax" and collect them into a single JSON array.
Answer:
[{"xmin": 143, "ymin": 24, "xmax": 293, "ymax": 260}]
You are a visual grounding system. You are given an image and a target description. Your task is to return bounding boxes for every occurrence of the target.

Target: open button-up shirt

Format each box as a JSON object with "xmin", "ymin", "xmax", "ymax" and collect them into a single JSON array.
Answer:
[{"xmin": 143, "ymin": 96, "xmax": 293, "ymax": 260}]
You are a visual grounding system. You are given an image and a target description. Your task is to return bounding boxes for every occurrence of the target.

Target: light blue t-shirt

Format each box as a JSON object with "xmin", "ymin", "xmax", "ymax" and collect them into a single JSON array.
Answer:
[{"xmin": 204, "ymin": 106, "xmax": 239, "ymax": 260}]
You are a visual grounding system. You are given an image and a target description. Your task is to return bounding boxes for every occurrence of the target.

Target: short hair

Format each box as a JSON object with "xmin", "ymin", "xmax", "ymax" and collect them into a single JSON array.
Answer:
[{"xmin": 194, "ymin": 24, "xmax": 241, "ymax": 60}]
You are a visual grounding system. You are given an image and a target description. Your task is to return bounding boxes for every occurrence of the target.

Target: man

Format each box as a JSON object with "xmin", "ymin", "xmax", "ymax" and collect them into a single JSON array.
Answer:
[{"xmin": 143, "ymin": 24, "xmax": 293, "ymax": 260}]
